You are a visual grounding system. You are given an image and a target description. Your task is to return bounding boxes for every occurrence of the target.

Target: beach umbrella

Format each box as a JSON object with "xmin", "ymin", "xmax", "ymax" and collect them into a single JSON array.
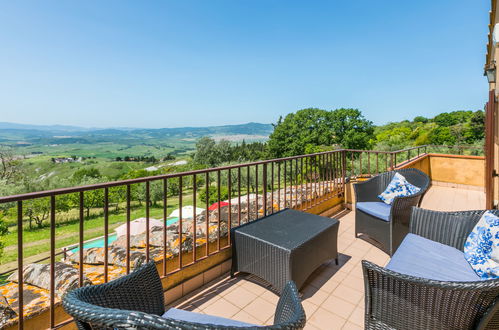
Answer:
[
  {"xmin": 114, "ymin": 217, "xmax": 164, "ymax": 237},
  {"xmin": 208, "ymin": 201, "xmax": 230, "ymax": 211},
  {"xmin": 169, "ymin": 206, "xmax": 204, "ymax": 219}
]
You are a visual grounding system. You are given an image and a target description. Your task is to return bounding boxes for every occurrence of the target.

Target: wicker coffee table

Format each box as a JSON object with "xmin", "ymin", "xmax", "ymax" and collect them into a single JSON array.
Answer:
[{"xmin": 231, "ymin": 208, "xmax": 339, "ymax": 293}]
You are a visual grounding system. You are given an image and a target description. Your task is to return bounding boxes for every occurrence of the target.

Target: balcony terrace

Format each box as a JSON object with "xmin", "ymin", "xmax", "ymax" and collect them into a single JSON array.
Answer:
[
  {"xmin": 164, "ymin": 185, "xmax": 485, "ymax": 330},
  {"xmin": 0, "ymin": 145, "xmax": 488, "ymax": 329}
]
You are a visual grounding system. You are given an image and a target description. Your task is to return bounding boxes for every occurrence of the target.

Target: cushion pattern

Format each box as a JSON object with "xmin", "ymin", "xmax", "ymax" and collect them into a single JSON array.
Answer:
[
  {"xmin": 378, "ymin": 172, "xmax": 421, "ymax": 205},
  {"xmin": 356, "ymin": 202, "xmax": 392, "ymax": 222},
  {"xmin": 464, "ymin": 211, "xmax": 499, "ymax": 279},
  {"xmin": 162, "ymin": 308, "xmax": 257, "ymax": 327},
  {"xmin": 386, "ymin": 234, "xmax": 480, "ymax": 282}
]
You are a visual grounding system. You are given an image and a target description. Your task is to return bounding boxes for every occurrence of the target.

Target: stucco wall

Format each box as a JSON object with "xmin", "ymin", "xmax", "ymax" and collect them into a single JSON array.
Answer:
[{"xmin": 428, "ymin": 154, "xmax": 485, "ymax": 187}]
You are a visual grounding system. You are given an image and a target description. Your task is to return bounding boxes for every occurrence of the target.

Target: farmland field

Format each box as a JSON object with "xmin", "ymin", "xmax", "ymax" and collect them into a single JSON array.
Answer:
[{"xmin": 0, "ymin": 122, "xmax": 272, "ymax": 270}]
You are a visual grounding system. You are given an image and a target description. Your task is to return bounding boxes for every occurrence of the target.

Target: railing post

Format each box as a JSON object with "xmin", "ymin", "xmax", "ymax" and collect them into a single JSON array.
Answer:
[
  {"xmin": 263, "ymin": 163, "xmax": 267, "ymax": 216},
  {"xmin": 341, "ymin": 150, "xmax": 347, "ymax": 195},
  {"xmin": 17, "ymin": 201, "xmax": 23, "ymax": 330},
  {"xmin": 390, "ymin": 153, "xmax": 394, "ymax": 170}
]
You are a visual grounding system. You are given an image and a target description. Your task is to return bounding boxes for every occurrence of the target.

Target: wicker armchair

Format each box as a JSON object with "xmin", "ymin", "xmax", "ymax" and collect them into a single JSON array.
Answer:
[
  {"xmin": 63, "ymin": 261, "xmax": 306, "ymax": 330},
  {"xmin": 354, "ymin": 168, "xmax": 430, "ymax": 255},
  {"xmin": 362, "ymin": 208, "xmax": 499, "ymax": 330}
]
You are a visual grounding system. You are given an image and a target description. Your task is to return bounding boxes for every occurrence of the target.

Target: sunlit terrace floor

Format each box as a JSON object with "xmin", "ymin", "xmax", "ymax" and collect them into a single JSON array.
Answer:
[{"xmin": 166, "ymin": 186, "xmax": 486, "ymax": 330}]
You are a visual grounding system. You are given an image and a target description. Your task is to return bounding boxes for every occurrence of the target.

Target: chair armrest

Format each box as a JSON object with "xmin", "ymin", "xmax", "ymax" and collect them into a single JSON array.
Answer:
[
  {"xmin": 362, "ymin": 260, "xmax": 499, "ymax": 330},
  {"xmin": 273, "ymin": 281, "xmax": 306, "ymax": 328},
  {"xmin": 390, "ymin": 190, "xmax": 427, "ymax": 227},
  {"xmin": 63, "ymin": 294, "xmax": 171, "ymax": 329},
  {"xmin": 409, "ymin": 208, "xmax": 488, "ymax": 251},
  {"xmin": 354, "ymin": 176, "xmax": 383, "ymax": 203}
]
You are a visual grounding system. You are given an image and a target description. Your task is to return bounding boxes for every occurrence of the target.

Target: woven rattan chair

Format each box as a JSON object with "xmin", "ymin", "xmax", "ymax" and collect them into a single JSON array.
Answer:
[
  {"xmin": 362, "ymin": 208, "xmax": 499, "ymax": 330},
  {"xmin": 63, "ymin": 261, "xmax": 306, "ymax": 329},
  {"xmin": 354, "ymin": 168, "xmax": 430, "ymax": 255}
]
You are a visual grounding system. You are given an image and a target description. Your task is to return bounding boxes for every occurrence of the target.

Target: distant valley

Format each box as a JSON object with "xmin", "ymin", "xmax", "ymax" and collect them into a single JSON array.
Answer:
[{"xmin": 0, "ymin": 122, "xmax": 273, "ymax": 159}]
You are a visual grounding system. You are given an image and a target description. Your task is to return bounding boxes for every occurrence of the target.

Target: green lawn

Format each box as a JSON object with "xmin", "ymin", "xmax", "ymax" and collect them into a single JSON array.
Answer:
[{"xmin": 0, "ymin": 191, "xmax": 204, "ymax": 265}]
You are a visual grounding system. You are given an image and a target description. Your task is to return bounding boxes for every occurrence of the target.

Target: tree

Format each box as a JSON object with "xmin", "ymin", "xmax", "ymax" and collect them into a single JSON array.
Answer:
[
  {"xmin": 162, "ymin": 153, "xmax": 175, "ymax": 161},
  {"xmin": 0, "ymin": 147, "xmax": 22, "ymax": 183},
  {"xmin": 267, "ymin": 108, "xmax": 374, "ymax": 157},
  {"xmin": 193, "ymin": 137, "xmax": 220, "ymax": 167},
  {"xmin": 429, "ymin": 126, "xmax": 456, "ymax": 145},
  {"xmin": 72, "ymin": 168, "xmax": 101, "ymax": 183},
  {"xmin": 0, "ymin": 212, "xmax": 8, "ymax": 258},
  {"xmin": 330, "ymin": 108, "xmax": 374, "ymax": 150},
  {"xmin": 433, "ymin": 111, "xmax": 473, "ymax": 127},
  {"xmin": 468, "ymin": 110, "xmax": 485, "ymax": 141},
  {"xmin": 413, "ymin": 116, "xmax": 428, "ymax": 123},
  {"xmin": 217, "ymin": 140, "xmax": 232, "ymax": 163},
  {"xmin": 67, "ymin": 177, "xmax": 105, "ymax": 217},
  {"xmin": 24, "ymin": 198, "xmax": 51, "ymax": 229},
  {"xmin": 375, "ymin": 126, "xmax": 413, "ymax": 149},
  {"xmin": 198, "ymin": 186, "xmax": 229, "ymax": 205}
]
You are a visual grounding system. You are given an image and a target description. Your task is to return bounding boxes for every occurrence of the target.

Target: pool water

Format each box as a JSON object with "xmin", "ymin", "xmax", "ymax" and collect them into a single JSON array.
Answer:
[{"xmin": 71, "ymin": 217, "xmax": 179, "ymax": 252}]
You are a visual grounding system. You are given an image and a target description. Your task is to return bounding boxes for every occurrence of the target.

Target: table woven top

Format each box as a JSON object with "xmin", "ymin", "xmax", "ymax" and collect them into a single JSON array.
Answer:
[{"xmin": 233, "ymin": 209, "xmax": 338, "ymax": 250}]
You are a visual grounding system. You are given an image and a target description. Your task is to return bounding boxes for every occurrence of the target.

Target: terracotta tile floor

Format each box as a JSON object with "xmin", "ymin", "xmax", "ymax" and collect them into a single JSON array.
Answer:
[{"xmin": 167, "ymin": 186, "xmax": 485, "ymax": 329}]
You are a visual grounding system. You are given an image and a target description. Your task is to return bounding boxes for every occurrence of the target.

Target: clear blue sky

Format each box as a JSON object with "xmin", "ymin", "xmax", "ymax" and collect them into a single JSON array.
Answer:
[{"xmin": 0, "ymin": 1, "xmax": 490, "ymax": 128}]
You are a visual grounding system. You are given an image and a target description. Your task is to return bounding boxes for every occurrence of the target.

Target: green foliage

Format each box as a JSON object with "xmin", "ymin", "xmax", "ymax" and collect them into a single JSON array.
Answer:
[
  {"xmin": 72, "ymin": 168, "xmax": 101, "ymax": 182},
  {"xmin": 193, "ymin": 137, "xmax": 220, "ymax": 167},
  {"xmin": 228, "ymin": 140, "xmax": 266, "ymax": 162},
  {"xmin": 469, "ymin": 111, "xmax": 485, "ymax": 141},
  {"xmin": 267, "ymin": 108, "xmax": 374, "ymax": 157},
  {"xmin": 433, "ymin": 111, "xmax": 473, "ymax": 127},
  {"xmin": 429, "ymin": 126, "xmax": 456, "ymax": 145},
  {"xmin": 0, "ymin": 212, "xmax": 7, "ymax": 258},
  {"xmin": 330, "ymin": 108, "xmax": 375, "ymax": 150},
  {"xmin": 198, "ymin": 186, "xmax": 229, "ymax": 205},
  {"xmin": 193, "ymin": 137, "xmax": 266, "ymax": 167},
  {"xmin": 68, "ymin": 177, "xmax": 105, "ymax": 217},
  {"xmin": 24, "ymin": 198, "xmax": 51, "ymax": 229},
  {"xmin": 375, "ymin": 110, "xmax": 484, "ymax": 149},
  {"xmin": 0, "ymin": 147, "xmax": 23, "ymax": 183},
  {"xmin": 413, "ymin": 116, "xmax": 428, "ymax": 123}
]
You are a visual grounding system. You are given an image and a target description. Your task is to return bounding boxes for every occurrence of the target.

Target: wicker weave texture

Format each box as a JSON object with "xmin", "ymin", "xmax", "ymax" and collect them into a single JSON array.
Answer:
[
  {"xmin": 354, "ymin": 168, "xmax": 430, "ymax": 255},
  {"xmin": 231, "ymin": 209, "xmax": 339, "ymax": 293},
  {"xmin": 63, "ymin": 262, "xmax": 306, "ymax": 329},
  {"xmin": 409, "ymin": 208, "xmax": 497, "ymax": 251},
  {"xmin": 362, "ymin": 209, "xmax": 499, "ymax": 330}
]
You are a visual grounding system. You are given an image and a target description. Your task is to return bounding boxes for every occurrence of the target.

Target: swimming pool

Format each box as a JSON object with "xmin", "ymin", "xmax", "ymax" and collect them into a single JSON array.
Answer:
[{"xmin": 70, "ymin": 217, "xmax": 180, "ymax": 252}]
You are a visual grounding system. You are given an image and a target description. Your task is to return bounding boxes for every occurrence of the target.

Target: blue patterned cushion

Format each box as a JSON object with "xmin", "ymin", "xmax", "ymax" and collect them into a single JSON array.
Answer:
[
  {"xmin": 464, "ymin": 211, "xmax": 499, "ymax": 279},
  {"xmin": 378, "ymin": 172, "xmax": 421, "ymax": 205}
]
